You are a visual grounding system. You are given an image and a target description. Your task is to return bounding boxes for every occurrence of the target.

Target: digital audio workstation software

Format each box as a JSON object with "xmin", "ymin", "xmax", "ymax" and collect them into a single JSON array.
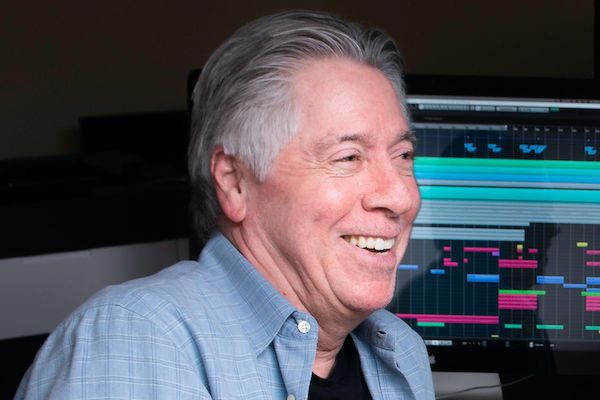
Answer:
[{"xmin": 389, "ymin": 93, "xmax": 600, "ymax": 359}]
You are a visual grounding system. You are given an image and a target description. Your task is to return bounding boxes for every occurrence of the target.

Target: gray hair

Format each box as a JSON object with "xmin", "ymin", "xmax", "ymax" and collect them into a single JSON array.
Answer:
[{"xmin": 188, "ymin": 10, "xmax": 408, "ymax": 246}]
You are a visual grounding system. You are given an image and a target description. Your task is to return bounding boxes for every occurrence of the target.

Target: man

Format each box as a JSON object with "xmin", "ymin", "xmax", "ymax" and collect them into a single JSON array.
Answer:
[{"xmin": 17, "ymin": 10, "xmax": 434, "ymax": 399}]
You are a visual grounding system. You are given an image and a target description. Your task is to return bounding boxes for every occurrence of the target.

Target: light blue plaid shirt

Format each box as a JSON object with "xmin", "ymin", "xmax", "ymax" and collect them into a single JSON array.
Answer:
[{"xmin": 16, "ymin": 234, "xmax": 434, "ymax": 399}]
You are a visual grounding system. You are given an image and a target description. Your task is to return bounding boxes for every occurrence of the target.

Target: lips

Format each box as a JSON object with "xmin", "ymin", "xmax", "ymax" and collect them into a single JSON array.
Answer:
[{"xmin": 343, "ymin": 235, "xmax": 395, "ymax": 252}]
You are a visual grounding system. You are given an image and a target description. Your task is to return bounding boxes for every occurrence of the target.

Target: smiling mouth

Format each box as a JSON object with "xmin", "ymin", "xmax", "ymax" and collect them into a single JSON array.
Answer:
[{"xmin": 343, "ymin": 235, "xmax": 395, "ymax": 253}]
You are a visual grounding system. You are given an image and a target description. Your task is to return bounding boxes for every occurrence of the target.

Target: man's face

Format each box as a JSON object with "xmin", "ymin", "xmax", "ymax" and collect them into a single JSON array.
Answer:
[{"xmin": 241, "ymin": 58, "xmax": 420, "ymax": 317}]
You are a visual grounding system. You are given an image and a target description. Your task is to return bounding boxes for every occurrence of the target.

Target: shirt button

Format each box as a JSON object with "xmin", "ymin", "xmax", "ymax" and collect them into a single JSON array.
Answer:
[
  {"xmin": 297, "ymin": 320, "xmax": 311, "ymax": 334},
  {"xmin": 287, "ymin": 395, "xmax": 296, "ymax": 400}
]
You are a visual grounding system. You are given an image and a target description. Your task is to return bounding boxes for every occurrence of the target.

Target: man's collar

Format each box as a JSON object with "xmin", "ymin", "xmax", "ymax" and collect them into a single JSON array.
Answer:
[
  {"xmin": 353, "ymin": 309, "xmax": 398, "ymax": 351},
  {"xmin": 203, "ymin": 233, "xmax": 297, "ymax": 355}
]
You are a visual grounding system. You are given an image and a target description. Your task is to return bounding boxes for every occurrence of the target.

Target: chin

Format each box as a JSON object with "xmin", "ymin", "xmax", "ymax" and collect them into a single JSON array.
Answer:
[{"xmin": 346, "ymin": 283, "xmax": 395, "ymax": 314}]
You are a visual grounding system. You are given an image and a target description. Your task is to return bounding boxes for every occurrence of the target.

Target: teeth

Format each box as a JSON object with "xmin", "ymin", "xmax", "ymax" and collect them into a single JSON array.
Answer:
[
  {"xmin": 344, "ymin": 235, "xmax": 395, "ymax": 251},
  {"xmin": 358, "ymin": 236, "xmax": 367, "ymax": 248}
]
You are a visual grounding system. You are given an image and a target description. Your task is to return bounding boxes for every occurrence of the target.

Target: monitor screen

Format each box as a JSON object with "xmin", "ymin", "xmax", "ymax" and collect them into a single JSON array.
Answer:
[{"xmin": 389, "ymin": 75, "xmax": 600, "ymax": 376}]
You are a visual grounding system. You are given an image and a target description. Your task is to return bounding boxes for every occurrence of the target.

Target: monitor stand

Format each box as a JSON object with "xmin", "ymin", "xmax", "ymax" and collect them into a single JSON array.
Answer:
[{"xmin": 433, "ymin": 371, "xmax": 502, "ymax": 399}]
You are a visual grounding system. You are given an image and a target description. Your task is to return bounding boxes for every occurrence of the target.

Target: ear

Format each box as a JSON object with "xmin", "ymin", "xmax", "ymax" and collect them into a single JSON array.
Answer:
[{"xmin": 211, "ymin": 146, "xmax": 248, "ymax": 223}]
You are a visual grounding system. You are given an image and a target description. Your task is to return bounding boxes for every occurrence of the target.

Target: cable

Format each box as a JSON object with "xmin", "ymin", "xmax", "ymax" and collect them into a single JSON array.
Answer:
[{"xmin": 435, "ymin": 373, "xmax": 535, "ymax": 400}]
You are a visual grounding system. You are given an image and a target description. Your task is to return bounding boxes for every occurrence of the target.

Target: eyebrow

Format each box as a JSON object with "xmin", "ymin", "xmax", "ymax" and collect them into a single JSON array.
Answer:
[
  {"xmin": 396, "ymin": 130, "xmax": 417, "ymax": 145},
  {"xmin": 316, "ymin": 130, "xmax": 415, "ymax": 149}
]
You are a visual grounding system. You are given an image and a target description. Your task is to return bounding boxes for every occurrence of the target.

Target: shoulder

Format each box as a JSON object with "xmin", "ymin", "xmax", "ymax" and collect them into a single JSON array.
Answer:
[
  {"xmin": 67, "ymin": 260, "xmax": 204, "ymax": 329},
  {"xmin": 62, "ymin": 258, "xmax": 240, "ymax": 347},
  {"xmin": 16, "ymin": 261, "xmax": 216, "ymax": 399},
  {"xmin": 53, "ymin": 259, "xmax": 213, "ymax": 360}
]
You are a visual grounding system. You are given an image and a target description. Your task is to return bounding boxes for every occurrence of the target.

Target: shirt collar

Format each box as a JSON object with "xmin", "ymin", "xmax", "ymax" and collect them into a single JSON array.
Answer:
[
  {"xmin": 352, "ymin": 310, "xmax": 394, "ymax": 350},
  {"xmin": 202, "ymin": 233, "xmax": 297, "ymax": 355}
]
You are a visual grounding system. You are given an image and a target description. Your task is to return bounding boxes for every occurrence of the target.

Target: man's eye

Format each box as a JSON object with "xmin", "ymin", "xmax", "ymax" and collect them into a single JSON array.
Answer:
[
  {"xmin": 400, "ymin": 151, "xmax": 414, "ymax": 160},
  {"xmin": 394, "ymin": 150, "xmax": 415, "ymax": 174},
  {"xmin": 336, "ymin": 154, "xmax": 360, "ymax": 162}
]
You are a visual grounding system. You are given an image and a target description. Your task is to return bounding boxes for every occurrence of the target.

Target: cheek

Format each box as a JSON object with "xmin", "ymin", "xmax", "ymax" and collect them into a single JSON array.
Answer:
[
  {"xmin": 259, "ymin": 175, "xmax": 362, "ymax": 236},
  {"xmin": 309, "ymin": 181, "xmax": 358, "ymax": 222}
]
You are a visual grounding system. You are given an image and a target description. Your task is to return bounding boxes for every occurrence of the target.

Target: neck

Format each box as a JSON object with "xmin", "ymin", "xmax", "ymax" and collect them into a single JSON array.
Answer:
[
  {"xmin": 222, "ymin": 225, "xmax": 307, "ymax": 308},
  {"xmin": 313, "ymin": 326, "xmax": 347, "ymax": 378},
  {"xmin": 312, "ymin": 309, "xmax": 368, "ymax": 378},
  {"xmin": 222, "ymin": 225, "xmax": 370, "ymax": 378}
]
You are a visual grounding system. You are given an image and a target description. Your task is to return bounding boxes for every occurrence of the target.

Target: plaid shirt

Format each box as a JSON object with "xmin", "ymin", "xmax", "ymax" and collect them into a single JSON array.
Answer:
[{"xmin": 17, "ymin": 234, "xmax": 434, "ymax": 399}]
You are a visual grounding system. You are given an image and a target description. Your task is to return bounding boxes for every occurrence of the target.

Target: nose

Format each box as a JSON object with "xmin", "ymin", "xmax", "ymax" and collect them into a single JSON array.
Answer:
[{"xmin": 360, "ymin": 159, "xmax": 420, "ymax": 218}]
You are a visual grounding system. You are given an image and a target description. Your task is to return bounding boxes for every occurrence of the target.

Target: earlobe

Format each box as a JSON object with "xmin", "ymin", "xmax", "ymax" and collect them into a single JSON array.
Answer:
[{"xmin": 211, "ymin": 146, "xmax": 247, "ymax": 223}]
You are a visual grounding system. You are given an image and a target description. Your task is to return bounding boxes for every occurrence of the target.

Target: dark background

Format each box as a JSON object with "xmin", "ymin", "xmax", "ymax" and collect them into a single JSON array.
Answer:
[{"xmin": 1, "ymin": 0, "xmax": 596, "ymax": 161}]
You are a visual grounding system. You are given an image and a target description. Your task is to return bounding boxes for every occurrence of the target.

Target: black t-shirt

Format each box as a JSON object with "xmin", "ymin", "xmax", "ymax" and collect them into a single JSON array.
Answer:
[{"xmin": 308, "ymin": 336, "xmax": 373, "ymax": 400}]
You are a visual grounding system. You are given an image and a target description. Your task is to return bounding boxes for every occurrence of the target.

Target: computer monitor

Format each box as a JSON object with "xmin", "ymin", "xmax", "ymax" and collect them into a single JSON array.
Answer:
[{"xmin": 389, "ymin": 75, "xmax": 600, "ymax": 377}]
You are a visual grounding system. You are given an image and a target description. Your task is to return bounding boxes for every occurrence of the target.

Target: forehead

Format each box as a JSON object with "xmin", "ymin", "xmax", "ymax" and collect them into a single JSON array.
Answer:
[{"xmin": 290, "ymin": 58, "xmax": 409, "ymax": 145}]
